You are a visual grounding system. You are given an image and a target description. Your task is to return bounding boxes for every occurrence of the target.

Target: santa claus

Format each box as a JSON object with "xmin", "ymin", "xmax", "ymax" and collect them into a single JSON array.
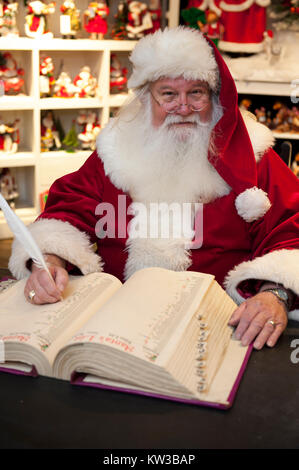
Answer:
[
  {"xmin": 25, "ymin": 1, "xmax": 56, "ymax": 39},
  {"xmin": 73, "ymin": 66, "xmax": 97, "ymax": 98},
  {"xmin": 9, "ymin": 28, "xmax": 299, "ymax": 351},
  {"xmin": 83, "ymin": 1, "xmax": 109, "ymax": 40},
  {"xmin": 126, "ymin": 0, "xmax": 153, "ymax": 39}
]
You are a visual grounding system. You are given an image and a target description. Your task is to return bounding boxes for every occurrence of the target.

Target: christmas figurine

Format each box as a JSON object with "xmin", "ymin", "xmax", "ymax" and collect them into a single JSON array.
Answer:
[
  {"xmin": 147, "ymin": 0, "xmax": 161, "ymax": 34},
  {"xmin": 0, "ymin": 1, "xmax": 19, "ymax": 37},
  {"xmin": 0, "ymin": 52, "xmax": 25, "ymax": 95},
  {"xmin": 200, "ymin": 9, "xmax": 224, "ymax": 47},
  {"xmin": 77, "ymin": 110, "xmax": 101, "ymax": 150},
  {"xmin": 40, "ymin": 110, "xmax": 62, "ymax": 151},
  {"xmin": 25, "ymin": 1, "xmax": 56, "ymax": 39},
  {"xmin": 0, "ymin": 117, "xmax": 19, "ymax": 153},
  {"xmin": 0, "ymin": 168, "xmax": 19, "ymax": 208},
  {"xmin": 126, "ymin": 1, "xmax": 153, "ymax": 39},
  {"xmin": 111, "ymin": 0, "xmax": 129, "ymax": 40},
  {"xmin": 73, "ymin": 65, "xmax": 98, "ymax": 98},
  {"xmin": 83, "ymin": 2, "xmax": 109, "ymax": 40},
  {"xmin": 39, "ymin": 55, "xmax": 55, "ymax": 97},
  {"xmin": 271, "ymin": 101, "xmax": 291, "ymax": 133},
  {"xmin": 60, "ymin": 0, "xmax": 81, "ymax": 39},
  {"xmin": 53, "ymin": 71, "xmax": 77, "ymax": 97},
  {"xmin": 218, "ymin": 0, "xmax": 270, "ymax": 54},
  {"xmin": 110, "ymin": 54, "xmax": 128, "ymax": 94}
]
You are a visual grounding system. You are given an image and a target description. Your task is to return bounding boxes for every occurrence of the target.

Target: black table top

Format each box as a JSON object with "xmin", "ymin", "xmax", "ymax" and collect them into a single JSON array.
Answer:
[{"xmin": 0, "ymin": 320, "xmax": 298, "ymax": 450}]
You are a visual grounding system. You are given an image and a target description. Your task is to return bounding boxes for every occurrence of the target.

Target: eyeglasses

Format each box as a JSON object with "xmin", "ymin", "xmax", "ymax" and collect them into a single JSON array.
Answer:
[{"xmin": 150, "ymin": 88, "xmax": 211, "ymax": 114}]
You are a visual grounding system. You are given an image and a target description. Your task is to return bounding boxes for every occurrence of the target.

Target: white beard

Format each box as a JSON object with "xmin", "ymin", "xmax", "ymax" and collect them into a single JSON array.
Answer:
[
  {"xmin": 97, "ymin": 92, "xmax": 231, "ymax": 279},
  {"xmin": 104, "ymin": 93, "xmax": 230, "ymax": 205}
]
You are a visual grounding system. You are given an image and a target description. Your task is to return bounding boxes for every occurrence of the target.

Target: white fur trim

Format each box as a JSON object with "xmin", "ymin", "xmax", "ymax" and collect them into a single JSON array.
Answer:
[
  {"xmin": 8, "ymin": 218, "xmax": 103, "ymax": 280},
  {"xmin": 218, "ymin": 40, "xmax": 264, "ymax": 53},
  {"xmin": 241, "ymin": 110, "xmax": 275, "ymax": 162},
  {"xmin": 235, "ymin": 186, "xmax": 271, "ymax": 222},
  {"xmin": 128, "ymin": 27, "xmax": 219, "ymax": 91},
  {"xmin": 124, "ymin": 237, "xmax": 192, "ymax": 280},
  {"xmin": 224, "ymin": 249, "xmax": 299, "ymax": 321},
  {"xmin": 219, "ymin": 0, "xmax": 270, "ymax": 12}
]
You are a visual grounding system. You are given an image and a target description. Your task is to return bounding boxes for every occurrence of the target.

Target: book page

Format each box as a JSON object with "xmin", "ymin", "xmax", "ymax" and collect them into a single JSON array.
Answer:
[
  {"xmin": 0, "ymin": 273, "xmax": 121, "ymax": 373},
  {"xmin": 62, "ymin": 267, "xmax": 214, "ymax": 366}
]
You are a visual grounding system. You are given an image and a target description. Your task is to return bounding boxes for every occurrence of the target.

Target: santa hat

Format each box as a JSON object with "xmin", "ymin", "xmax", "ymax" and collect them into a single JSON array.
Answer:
[{"xmin": 128, "ymin": 27, "xmax": 271, "ymax": 222}]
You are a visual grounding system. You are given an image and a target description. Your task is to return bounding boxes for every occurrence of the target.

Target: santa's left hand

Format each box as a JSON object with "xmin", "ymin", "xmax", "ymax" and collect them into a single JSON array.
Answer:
[{"xmin": 228, "ymin": 292, "xmax": 288, "ymax": 350}]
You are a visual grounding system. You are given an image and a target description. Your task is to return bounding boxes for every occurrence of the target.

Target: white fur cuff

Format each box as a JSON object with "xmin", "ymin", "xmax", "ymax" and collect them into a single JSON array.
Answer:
[
  {"xmin": 8, "ymin": 218, "xmax": 103, "ymax": 279},
  {"xmin": 224, "ymin": 249, "xmax": 299, "ymax": 321}
]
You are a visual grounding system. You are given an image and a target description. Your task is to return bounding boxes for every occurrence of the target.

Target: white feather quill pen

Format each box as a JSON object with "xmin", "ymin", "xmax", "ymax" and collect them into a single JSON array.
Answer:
[{"xmin": 0, "ymin": 192, "xmax": 53, "ymax": 280}]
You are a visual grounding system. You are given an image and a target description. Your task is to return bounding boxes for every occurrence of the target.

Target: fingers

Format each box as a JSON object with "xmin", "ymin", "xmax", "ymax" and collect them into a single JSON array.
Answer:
[
  {"xmin": 229, "ymin": 292, "xmax": 288, "ymax": 350},
  {"xmin": 24, "ymin": 266, "xmax": 68, "ymax": 305},
  {"xmin": 228, "ymin": 302, "xmax": 246, "ymax": 326}
]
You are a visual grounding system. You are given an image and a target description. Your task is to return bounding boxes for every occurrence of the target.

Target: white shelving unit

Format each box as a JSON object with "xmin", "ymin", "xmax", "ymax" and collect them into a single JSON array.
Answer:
[
  {"xmin": 0, "ymin": 0, "xmax": 181, "ymax": 239},
  {"xmin": 0, "ymin": 36, "xmax": 137, "ymax": 238}
]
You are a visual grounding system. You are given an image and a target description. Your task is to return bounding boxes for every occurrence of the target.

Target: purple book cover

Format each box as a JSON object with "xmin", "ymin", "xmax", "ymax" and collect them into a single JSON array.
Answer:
[{"xmin": 70, "ymin": 344, "xmax": 253, "ymax": 409}]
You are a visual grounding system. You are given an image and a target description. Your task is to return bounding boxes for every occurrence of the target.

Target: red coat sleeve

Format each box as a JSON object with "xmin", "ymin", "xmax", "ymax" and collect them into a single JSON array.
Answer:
[
  {"xmin": 249, "ymin": 148, "xmax": 299, "ymax": 258},
  {"xmin": 39, "ymin": 151, "xmax": 105, "ymax": 245}
]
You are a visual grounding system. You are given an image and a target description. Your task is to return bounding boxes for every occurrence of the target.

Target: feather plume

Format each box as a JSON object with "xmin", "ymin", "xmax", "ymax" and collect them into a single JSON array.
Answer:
[{"xmin": 0, "ymin": 193, "xmax": 51, "ymax": 277}]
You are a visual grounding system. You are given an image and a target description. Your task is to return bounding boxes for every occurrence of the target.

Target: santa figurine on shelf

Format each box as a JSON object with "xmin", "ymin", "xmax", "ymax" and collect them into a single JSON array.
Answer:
[
  {"xmin": 0, "ymin": 117, "xmax": 19, "ymax": 153},
  {"xmin": 41, "ymin": 111, "xmax": 62, "ymax": 151},
  {"xmin": 77, "ymin": 110, "xmax": 101, "ymax": 150},
  {"xmin": 110, "ymin": 54, "xmax": 128, "ymax": 94},
  {"xmin": 60, "ymin": 0, "xmax": 81, "ymax": 39},
  {"xmin": 0, "ymin": 1, "xmax": 19, "ymax": 37},
  {"xmin": 25, "ymin": 1, "xmax": 56, "ymax": 39},
  {"xmin": 83, "ymin": 1, "xmax": 109, "ymax": 40},
  {"xmin": 0, "ymin": 168, "xmax": 19, "ymax": 208},
  {"xmin": 73, "ymin": 65, "xmax": 98, "ymax": 98},
  {"xmin": 126, "ymin": 1, "xmax": 153, "ymax": 39},
  {"xmin": 39, "ymin": 56, "xmax": 55, "ymax": 97},
  {"xmin": 0, "ymin": 52, "xmax": 24, "ymax": 95},
  {"xmin": 53, "ymin": 71, "xmax": 77, "ymax": 97},
  {"xmin": 217, "ymin": 0, "xmax": 271, "ymax": 54}
]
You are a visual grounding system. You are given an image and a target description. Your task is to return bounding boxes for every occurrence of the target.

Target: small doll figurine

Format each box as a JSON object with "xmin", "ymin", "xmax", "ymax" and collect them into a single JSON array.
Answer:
[
  {"xmin": 77, "ymin": 110, "xmax": 101, "ymax": 150},
  {"xmin": 0, "ymin": 52, "xmax": 25, "ymax": 95},
  {"xmin": 200, "ymin": 9, "xmax": 224, "ymax": 47},
  {"xmin": 73, "ymin": 65, "xmax": 98, "ymax": 98},
  {"xmin": 110, "ymin": 54, "xmax": 127, "ymax": 94},
  {"xmin": 0, "ymin": 117, "xmax": 19, "ymax": 153},
  {"xmin": 39, "ymin": 55, "xmax": 55, "ymax": 97},
  {"xmin": 126, "ymin": 1, "xmax": 153, "ymax": 39},
  {"xmin": 271, "ymin": 102, "xmax": 291, "ymax": 133},
  {"xmin": 60, "ymin": 0, "xmax": 81, "ymax": 39},
  {"xmin": 84, "ymin": 1, "xmax": 109, "ymax": 40},
  {"xmin": 0, "ymin": 1, "xmax": 19, "ymax": 37},
  {"xmin": 40, "ymin": 110, "xmax": 62, "ymax": 151},
  {"xmin": 25, "ymin": 1, "xmax": 56, "ymax": 39},
  {"xmin": 53, "ymin": 71, "xmax": 77, "ymax": 97},
  {"xmin": 0, "ymin": 168, "xmax": 19, "ymax": 208}
]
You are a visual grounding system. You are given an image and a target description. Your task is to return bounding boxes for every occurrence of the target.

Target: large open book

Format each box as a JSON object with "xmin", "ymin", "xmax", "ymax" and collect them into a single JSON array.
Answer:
[{"xmin": 0, "ymin": 268, "xmax": 251, "ymax": 409}]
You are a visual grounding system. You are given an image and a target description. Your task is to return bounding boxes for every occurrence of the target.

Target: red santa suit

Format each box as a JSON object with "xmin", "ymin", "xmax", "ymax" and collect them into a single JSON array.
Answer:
[{"xmin": 9, "ymin": 28, "xmax": 299, "ymax": 320}]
